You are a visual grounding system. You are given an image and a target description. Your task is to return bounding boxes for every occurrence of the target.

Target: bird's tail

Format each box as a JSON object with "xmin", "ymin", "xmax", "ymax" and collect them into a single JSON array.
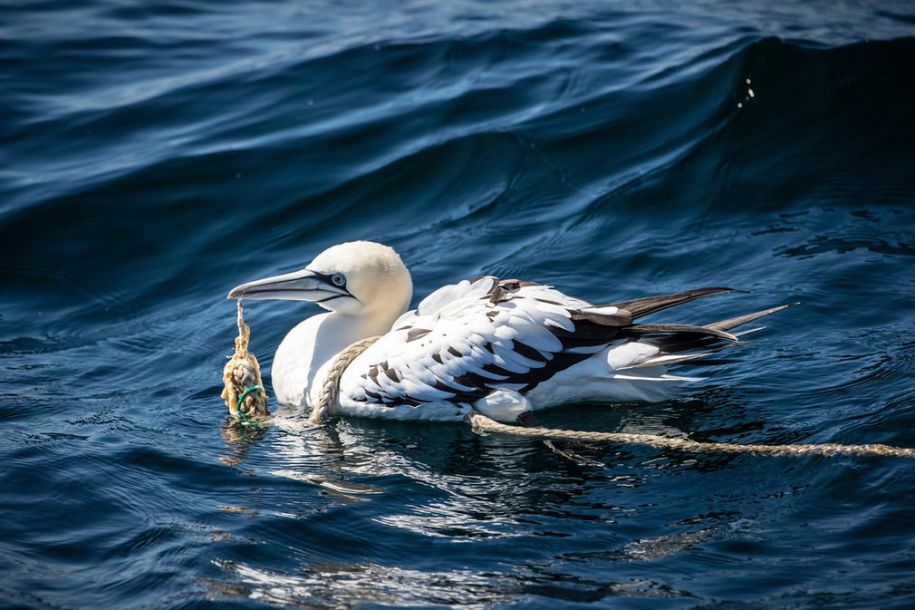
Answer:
[
  {"xmin": 541, "ymin": 289, "xmax": 796, "ymax": 402},
  {"xmin": 616, "ymin": 293, "xmax": 797, "ymax": 372}
]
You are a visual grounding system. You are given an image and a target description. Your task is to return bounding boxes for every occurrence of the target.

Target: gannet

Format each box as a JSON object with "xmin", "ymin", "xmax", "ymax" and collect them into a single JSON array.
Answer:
[{"xmin": 228, "ymin": 241, "xmax": 792, "ymax": 424}]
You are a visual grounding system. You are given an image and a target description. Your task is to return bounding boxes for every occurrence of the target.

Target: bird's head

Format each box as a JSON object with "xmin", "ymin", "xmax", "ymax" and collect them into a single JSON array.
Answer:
[{"xmin": 228, "ymin": 241, "xmax": 413, "ymax": 319}]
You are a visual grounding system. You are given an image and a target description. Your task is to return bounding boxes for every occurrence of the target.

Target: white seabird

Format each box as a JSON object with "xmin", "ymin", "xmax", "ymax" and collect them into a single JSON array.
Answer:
[{"xmin": 228, "ymin": 241, "xmax": 792, "ymax": 424}]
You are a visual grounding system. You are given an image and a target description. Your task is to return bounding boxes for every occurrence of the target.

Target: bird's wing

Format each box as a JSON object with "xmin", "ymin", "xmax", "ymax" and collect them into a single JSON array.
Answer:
[{"xmin": 342, "ymin": 276, "xmax": 635, "ymax": 406}]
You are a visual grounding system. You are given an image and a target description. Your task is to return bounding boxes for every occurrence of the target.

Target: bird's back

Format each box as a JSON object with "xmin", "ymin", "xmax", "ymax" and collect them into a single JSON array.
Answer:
[
  {"xmin": 334, "ymin": 276, "xmax": 792, "ymax": 420},
  {"xmin": 338, "ymin": 276, "xmax": 637, "ymax": 409}
]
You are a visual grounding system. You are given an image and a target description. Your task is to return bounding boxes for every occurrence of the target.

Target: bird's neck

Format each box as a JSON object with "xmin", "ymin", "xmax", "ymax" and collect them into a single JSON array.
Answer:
[
  {"xmin": 321, "ymin": 312, "xmax": 386, "ymax": 355},
  {"xmin": 351, "ymin": 301, "xmax": 407, "ymax": 338}
]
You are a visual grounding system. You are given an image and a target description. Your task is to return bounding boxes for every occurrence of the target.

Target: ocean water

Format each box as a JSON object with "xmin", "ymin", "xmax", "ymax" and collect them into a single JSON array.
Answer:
[{"xmin": 2, "ymin": 1, "xmax": 915, "ymax": 608}]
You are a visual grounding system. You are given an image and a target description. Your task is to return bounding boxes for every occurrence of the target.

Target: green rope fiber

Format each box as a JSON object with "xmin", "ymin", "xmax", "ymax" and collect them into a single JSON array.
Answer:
[{"xmin": 234, "ymin": 384, "xmax": 261, "ymax": 425}]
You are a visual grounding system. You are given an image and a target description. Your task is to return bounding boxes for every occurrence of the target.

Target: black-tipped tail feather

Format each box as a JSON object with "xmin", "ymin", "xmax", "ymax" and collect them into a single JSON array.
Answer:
[
  {"xmin": 568, "ymin": 286, "xmax": 795, "ymax": 362},
  {"xmin": 640, "ymin": 302, "xmax": 797, "ymax": 356}
]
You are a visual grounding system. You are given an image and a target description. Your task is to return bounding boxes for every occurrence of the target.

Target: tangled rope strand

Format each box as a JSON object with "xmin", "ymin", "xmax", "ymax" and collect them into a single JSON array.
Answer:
[
  {"xmin": 316, "ymin": 336, "xmax": 915, "ymax": 458},
  {"xmin": 310, "ymin": 335, "xmax": 382, "ymax": 425},
  {"xmin": 221, "ymin": 300, "xmax": 269, "ymax": 423}
]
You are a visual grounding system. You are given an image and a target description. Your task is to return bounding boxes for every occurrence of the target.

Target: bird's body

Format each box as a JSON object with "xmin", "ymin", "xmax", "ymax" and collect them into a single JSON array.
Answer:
[{"xmin": 229, "ymin": 241, "xmax": 792, "ymax": 424}]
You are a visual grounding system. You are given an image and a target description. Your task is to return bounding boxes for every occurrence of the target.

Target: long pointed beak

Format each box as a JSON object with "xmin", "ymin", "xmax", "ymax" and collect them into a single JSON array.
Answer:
[{"xmin": 227, "ymin": 268, "xmax": 350, "ymax": 302}]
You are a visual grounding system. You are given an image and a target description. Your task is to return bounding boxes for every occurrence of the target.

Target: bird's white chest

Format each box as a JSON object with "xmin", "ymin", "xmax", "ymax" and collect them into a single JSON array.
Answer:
[
  {"xmin": 271, "ymin": 317, "xmax": 325, "ymax": 408},
  {"xmin": 271, "ymin": 312, "xmax": 381, "ymax": 409}
]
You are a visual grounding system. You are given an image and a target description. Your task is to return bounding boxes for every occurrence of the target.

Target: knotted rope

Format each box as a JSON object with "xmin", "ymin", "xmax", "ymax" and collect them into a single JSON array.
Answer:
[
  {"xmin": 221, "ymin": 300, "xmax": 269, "ymax": 425},
  {"xmin": 314, "ymin": 335, "xmax": 915, "ymax": 459}
]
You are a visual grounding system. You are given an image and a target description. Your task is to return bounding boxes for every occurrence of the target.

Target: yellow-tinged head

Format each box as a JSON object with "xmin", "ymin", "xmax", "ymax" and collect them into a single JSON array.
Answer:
[{"xmin": 228, "ymin": 241, "xmax": 413, "ymax": 320}]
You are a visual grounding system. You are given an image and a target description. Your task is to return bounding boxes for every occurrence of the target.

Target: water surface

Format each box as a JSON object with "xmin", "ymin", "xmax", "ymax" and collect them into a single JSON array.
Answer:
[{"xmin": 2, "ymin": 1, "xmax": 915, "ymax": 608}]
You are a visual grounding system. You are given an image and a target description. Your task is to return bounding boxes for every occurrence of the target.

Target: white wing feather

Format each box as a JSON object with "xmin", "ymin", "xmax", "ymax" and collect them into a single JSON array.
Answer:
[{"xmin": 340, "ymin": 277, "xmax": 618, "ymax": 406}]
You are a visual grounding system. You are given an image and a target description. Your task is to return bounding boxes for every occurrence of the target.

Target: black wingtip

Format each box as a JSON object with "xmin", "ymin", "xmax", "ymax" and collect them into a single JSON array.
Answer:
[{"xmin": 613, "ymin": 287, "xmax": 740, "ymax": 319}]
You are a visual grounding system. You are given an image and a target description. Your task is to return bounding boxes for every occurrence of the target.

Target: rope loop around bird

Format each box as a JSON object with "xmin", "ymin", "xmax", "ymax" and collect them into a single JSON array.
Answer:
[
  {"xmin": 311, "ymin": 335, "xmax": 384, "ymax": 425},
  {"xmin": 315, "ymin": 336, "xmax": 915, "ymax": 459}
]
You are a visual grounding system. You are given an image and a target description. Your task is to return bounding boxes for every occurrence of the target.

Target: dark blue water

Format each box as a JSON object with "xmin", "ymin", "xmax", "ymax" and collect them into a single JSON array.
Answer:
[{"xmin": 2, "ymin": 1, "xmax": 915, "ymax": 608}]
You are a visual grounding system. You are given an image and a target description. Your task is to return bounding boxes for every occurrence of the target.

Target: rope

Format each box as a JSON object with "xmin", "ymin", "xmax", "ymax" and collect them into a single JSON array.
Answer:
[
  {"xmin": 234, "ymin": 384, "xmax": 261, "ymax": 426},
  {"xmin": 222, "ymin": 300, "xmax": 268, "ymax": 425},
  {"xmin": 236, "ymin": 384, "xmax": 259, "ymax": 406},
  {"xmin": 466, "ymin": 413, "xmax": 915, "ymax": 458},
  {"xmin": 310, "ymin": 335, "xmax": 382, "ymax": 425},
  {"xmin": 314, "ymin": 336, "xmax": 915, "ymax": 459}
]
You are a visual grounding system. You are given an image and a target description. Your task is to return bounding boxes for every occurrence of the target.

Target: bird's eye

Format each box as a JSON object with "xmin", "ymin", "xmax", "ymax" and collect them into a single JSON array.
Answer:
[{"xmin": 331, "ymin": 273, "xmax": 346, "ymax": 287}]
